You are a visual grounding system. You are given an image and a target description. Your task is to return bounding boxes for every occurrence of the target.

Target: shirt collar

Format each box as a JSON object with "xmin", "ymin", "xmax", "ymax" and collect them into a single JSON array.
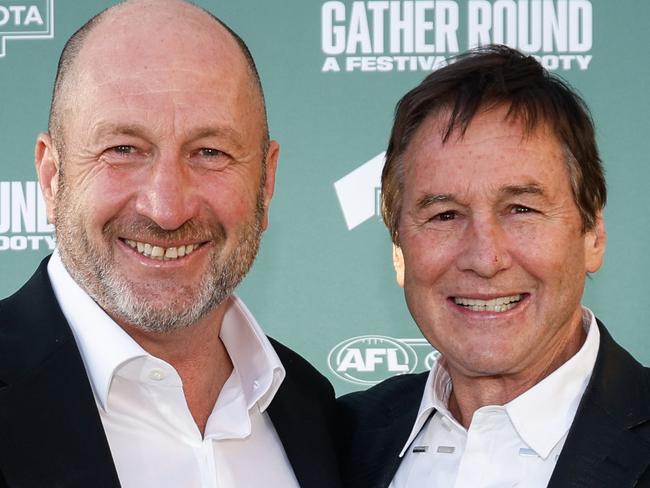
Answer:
[
  {"xmin": 48, "ymin": 250, "xmax": 147, "ymax": 411},
  {"xmin": 398, "ymin": 351, "xmax": 452, "ymax": 457},
  {"xmin": 505, "ymin": 308, "xmax": 599, "ymax": 458},
  {"xmin": 47, "ymin": 250, "xmax": 286, "ymax": 414},
  {"xmin": 219, "ymin": 295, "xmax": 285, "ymax": 412},
  {"xmin": 397, "ymin": 308, "xmax": 599, "ymax": 458}
]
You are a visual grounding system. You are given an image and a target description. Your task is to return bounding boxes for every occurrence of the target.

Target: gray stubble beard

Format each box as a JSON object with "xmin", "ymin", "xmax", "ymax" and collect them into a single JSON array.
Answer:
[{"xmin": 54, "ymin": 177, "xmax": 265, "ymax": 334}]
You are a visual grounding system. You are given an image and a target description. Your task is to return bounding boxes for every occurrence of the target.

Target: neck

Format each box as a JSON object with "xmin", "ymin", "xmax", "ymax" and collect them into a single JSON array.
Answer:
[
  {"xmin": 119, "ymin": 299, "xmax": 234, "ymax": 435},
  {"xmin": 446, "ymin": 321, "xmax": 586, "ymax": 429}
]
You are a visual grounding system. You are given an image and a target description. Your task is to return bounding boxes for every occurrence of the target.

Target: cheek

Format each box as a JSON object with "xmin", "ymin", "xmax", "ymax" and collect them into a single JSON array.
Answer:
[
  {"xmin": 60, "ymin": 173, "xmax": 133, "ymax": 231},
  {"xmin": 512, "ymin": 230, "xmax": 588, "ymax": 298},
  {"xmin": 205, "ymin": 181, "xmax": 259, "ymax": 227},
  {"xmin": 401, "ymin": 234, "xmax": 458, "ymax": 283}
]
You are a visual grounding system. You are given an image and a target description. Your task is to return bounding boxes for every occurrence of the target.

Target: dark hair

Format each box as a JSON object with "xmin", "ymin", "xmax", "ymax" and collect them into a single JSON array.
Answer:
[
  {"xmin": 48, "ymin": 0, "xmax": 268, "ymax": 157},
  {"xmin": 382, "ymin": 44, "xmax": 606, "ymax": 243}
]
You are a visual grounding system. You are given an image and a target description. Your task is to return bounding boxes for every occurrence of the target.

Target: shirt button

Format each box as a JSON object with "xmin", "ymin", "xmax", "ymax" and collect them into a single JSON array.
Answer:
[
  {"xmin": 149, "ymin": 369, "xmax": 165, "ymax": 381},
  {"xmin": 252, "ymin": 380, "xmax": 260, "ymax": 390}
]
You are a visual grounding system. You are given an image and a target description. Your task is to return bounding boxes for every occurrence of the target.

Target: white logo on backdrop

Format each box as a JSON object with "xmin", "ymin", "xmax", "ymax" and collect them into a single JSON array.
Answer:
[
  {"xmin": 334, "ymin": 151, "xmax": 384, "ymax": 230},
  {"xmin": 0, "ymin": 181, "xmax": 55, "ymax": 251},
  {"xmin": 328, "ymin": 334, "xmax": 436, "ymax": 385},
  {"xmin": 321, "ymin": 0, "xmax": 593, "ymax": 73},
  {"xmin": 0, "ymin": 0, "xmax": 54, "ymax": 58}
]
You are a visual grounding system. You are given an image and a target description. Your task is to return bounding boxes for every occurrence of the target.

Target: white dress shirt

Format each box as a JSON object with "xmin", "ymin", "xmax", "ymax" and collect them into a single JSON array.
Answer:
[
  {"xmin": 391, "ymin": 308, "xmax": 600, "ymax": 488},
  {"xmin": 47, "ymin": 251, "xmax": 300, "ymax": 488}
]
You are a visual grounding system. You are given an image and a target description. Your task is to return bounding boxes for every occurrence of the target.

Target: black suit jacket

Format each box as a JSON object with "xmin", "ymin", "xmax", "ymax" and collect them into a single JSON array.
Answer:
[
  {"xmin": 338, "ymin": 321, "xmax": 650, "ymax": 487},
  {"xmin": 0, "ymin": 259, "xmax": 341, "ymax": 488}
]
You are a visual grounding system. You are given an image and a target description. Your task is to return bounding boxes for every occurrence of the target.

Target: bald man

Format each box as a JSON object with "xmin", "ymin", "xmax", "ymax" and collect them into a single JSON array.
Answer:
[{"xmin": 0, "ymin": 2, "xmax": 340, "ymax": 487}]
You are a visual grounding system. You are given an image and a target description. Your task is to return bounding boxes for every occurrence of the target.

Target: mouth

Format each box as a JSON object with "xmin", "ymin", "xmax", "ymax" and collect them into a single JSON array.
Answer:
[
  {"xmin": 452, "ymin": 294, "xmax": 525, "ymax": 313},
  {"xmin": 122, "ymin": 238, "xmax": 205, "ymax": 261}
]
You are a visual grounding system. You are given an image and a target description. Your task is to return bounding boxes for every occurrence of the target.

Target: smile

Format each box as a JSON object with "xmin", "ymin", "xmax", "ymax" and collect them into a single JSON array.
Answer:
[
  {"xmin": 123, "ymin": 239, "xmax": 202, "ymax": 261},
  {"xmin": 453, "ymin": 294, "xmax": 523, "ymax": 313}
]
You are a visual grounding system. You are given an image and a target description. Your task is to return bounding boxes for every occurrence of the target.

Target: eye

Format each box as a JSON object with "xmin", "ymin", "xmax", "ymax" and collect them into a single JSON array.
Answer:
[
  {"xmin": 190, "ymin": 147, "xmax": 230, "ymax": 170},
  {"xmin": 109, "ymin": 145, "xmax": 136, "ymax": 155},
  {"xmin": 431, "ymin": 210, "xmax": 457, "ymax": 221},
  {"xmin": 510, "ymin": 205, "xmax": 534, "ymax": 214},
  {"xmin": 198, "ymin": 148, "xmax": 223, "ymax": 158},
  {"xmin": 101, "ymin": 145, "xmax": 147, "ymax": 165}
]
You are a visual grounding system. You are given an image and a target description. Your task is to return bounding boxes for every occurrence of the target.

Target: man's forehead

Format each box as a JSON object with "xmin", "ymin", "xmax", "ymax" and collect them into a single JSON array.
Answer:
[
  {"xmin": 78, "ymin": 3, "xmax": 242, "ymax": 71},
  {"xmin": 403, "ymin": 107, "xmax": 564, "ymax": 171},
  {"xmin": 402, "ymin": 108, "xmax": 569, "ymax": 193},
  {"xmin": 63, "ymin": 2, "xmax": 255, "ymax": 120}
]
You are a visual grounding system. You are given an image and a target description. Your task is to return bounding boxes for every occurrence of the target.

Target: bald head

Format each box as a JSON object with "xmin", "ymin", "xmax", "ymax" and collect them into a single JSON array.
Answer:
[{"xmin": 48, "ymin": 0, "xmax": 268, "ymax": 157}]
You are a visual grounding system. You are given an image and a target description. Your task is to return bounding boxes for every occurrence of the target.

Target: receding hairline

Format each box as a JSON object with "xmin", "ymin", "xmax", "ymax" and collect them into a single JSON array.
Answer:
[{"xmin": 48, "ymin": 0, "xmax": 269, "ymax": 156}]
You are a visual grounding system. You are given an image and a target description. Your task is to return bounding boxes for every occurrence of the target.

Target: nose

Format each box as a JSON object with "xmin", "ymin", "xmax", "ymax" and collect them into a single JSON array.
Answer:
[
  {"xmin": 135, "ymin": 153, "xmax": 199, "ymax": 230},
  {"xmin": 456, "ymin": 215, "xmax": 512, "ymax": 277}
]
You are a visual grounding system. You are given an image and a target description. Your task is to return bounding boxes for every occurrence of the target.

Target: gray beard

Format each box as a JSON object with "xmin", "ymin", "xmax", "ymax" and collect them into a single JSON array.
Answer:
[{"xmin": 55, "ymin": 180, "xmax": 264, "ymax": 334}]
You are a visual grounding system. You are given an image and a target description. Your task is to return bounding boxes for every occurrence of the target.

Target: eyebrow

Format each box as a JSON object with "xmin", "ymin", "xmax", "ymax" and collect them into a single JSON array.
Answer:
[
  {"xmin": 91, "ymin": 123, "xmax": 245, "ymax": 151},
  {"xmin": 415, "ymin": 184, "xmax": 546, "ymax": 210},
  {"xmin": 416, "ymin": 193, "xmax": 459, "ymax": 210},
  {"xmin": 91, "ymin": 122, "xmax": 147, "ymax": 140},
  {"xmin": 498, "ymin": 184, "xmax": 546, "ymax": 198}
]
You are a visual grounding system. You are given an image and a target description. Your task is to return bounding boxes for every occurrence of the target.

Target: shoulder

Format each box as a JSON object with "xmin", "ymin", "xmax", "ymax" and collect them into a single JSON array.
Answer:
[
  {"xmin": 593, "ymin": 319, "xmax": 650, "ymax": 396},
  {"xmin": 337, "ymin": 373, "xmax": 428, "ymax": 488},
  {"xmin": 338, "ymin": 372, "xmax": 428, "ymax": 427},
  {"xmin": 268, "ymin": 336, "xmax": 335, "ymax": 397},
  {"xmin": 586, "ymin": 319, "xmax": 650, "ymax": 434},
  {"xmin": 0, "ymin": 257, "xmax": 52, "ymax": 320},
  {"xmin": 0, "ymin": 258, "xmax": 71, "ymax": 382}
]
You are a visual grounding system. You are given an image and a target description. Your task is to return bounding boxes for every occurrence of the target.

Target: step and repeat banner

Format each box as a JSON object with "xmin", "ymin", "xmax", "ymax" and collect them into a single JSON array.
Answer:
[{"xmin": 1, "ymin": 0, "xmax": 648, "ymax": 395}]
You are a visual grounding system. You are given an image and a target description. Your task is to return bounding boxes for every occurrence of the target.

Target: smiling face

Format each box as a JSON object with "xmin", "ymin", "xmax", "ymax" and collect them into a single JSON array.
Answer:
[
  {"xmin": 36, "ymin": 1, "xmax": 278, "ymax": 333},
  {"xmin": 395, "ymin": 106, "xmax": 605, "ymax": 382}
]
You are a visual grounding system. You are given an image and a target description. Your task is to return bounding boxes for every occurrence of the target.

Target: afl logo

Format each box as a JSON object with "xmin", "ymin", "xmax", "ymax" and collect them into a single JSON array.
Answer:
[{"xmin": 328, "ymin": 335, "xmax": 418, "ymax": 386}]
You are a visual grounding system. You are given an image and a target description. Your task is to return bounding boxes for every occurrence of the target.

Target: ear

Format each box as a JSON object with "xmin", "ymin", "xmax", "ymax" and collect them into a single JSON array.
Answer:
[
  {"xmin": 34, "ymin": 133, "xmax": 61, "ymax": 225},
  {"xmin": 260, "ymin": 140, "xmax": 279, "ymax": 231},
  {"xmin": 584, "ymin": 211, "xmax": 606, "ymax": 273},
  {"xmin": 392, "ymin": 244, "xmax": 405, "ymax": 288}
]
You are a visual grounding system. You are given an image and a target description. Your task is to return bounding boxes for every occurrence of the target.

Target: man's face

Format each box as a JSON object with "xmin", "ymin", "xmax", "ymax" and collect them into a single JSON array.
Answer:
[
  {"xmin": 37, "ymin": 8, "xmax": 278, "ymax": 333},
  {"xmin": 395, "ymin": 106, "xmax": 605, "ymax": 381}
]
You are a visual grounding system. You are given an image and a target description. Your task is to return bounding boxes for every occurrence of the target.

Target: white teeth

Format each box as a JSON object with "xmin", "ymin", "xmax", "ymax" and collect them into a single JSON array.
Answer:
[
  {"xmin": 151, "ymin": 246, "xmax": 164, "ymax": 258},
  {"xmin": 454, "ymin": 294, "xmax": 522, "ymax": 313},
  {"xmin": 123, "ymin": 239, "xmax": 200, "ymax": 261}
]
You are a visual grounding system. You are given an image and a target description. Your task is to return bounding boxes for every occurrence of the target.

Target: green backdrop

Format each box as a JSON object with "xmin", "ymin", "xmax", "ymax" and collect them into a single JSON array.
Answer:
[{"xmin": 1, "ymin": 0, "xmax": 648, "ymax": 395}]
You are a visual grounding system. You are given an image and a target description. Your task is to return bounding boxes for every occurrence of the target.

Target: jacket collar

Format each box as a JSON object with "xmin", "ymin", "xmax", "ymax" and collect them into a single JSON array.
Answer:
[
  {"xmin": 547, "ymin": 320, "xmax": 650, "ymax": 488},
  {"xmin": 0, "ymin": 258, "xmax": 121, "ymax": 487},
  {"xmin": 340, "ymin": 373, "xmax": 428, "ymax": 488},
  {"xmin": 266, "ymin": 337, "xmax": 342, "ymax": 488}
]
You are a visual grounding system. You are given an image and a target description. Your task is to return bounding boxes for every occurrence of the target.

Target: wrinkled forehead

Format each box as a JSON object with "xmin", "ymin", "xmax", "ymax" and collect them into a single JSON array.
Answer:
[
  {"xmin": 425, "ymin": 102, "xmax": 560, "ymax": 146},
  {"xmin": 404, "ymin": 106, "xmax": 566, "ymax": 178}
]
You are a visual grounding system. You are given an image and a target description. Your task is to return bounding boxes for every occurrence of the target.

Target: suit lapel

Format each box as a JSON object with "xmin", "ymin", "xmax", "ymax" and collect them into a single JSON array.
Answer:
[
  {"xmin": 548, "ymin": 322, "xmax": 650, "ymax": 488},
  {"xmin": 0, "ymin": 260, "xmax": 121, "ymax": 488},
  {"xmin": 339, "ymin": 374, "xmax": 427, "ymax": 488},
  {"xmin": 267, "ymin": 360, "xmax": 341, "ymax": 488},
  {"xmin": 548, "ymin": 401, "xmax": 650, "ymax": 488},
  {"xmin": 352, "ymin": 407, "xmax": 424, "ymax": 488}
]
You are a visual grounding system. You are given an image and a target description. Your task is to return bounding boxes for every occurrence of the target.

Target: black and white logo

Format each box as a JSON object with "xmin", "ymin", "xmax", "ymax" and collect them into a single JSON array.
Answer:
[{"xmin": 328, "ymin": 334, "xmax": 435, "ymax": 385}]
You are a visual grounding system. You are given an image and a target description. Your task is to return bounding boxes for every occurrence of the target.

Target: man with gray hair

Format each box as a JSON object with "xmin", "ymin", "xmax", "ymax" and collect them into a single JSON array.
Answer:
[
  {"xmin": 0, "ymin": 1, "xmax": 340, "ymax": 487},
  {"xmin": 339, "ymin": 45, "xmax": 650, "ymax": 487}
]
